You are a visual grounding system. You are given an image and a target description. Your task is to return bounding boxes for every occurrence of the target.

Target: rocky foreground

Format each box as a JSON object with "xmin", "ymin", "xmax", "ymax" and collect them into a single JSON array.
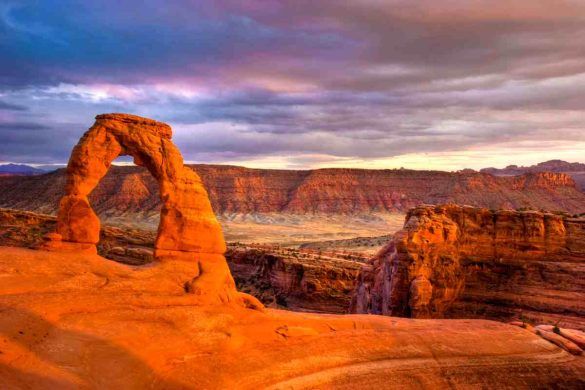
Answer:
[
  {"xmin": 1, "ymin": 246, "xmax": 584, "ymax": 389},
  {"xmin": 351, "ymin": 204, "xmax": 585, "ymax": 328},
  {"xmin": 0, "ymin": 208, "xmax": 364, "ymax": 313}
]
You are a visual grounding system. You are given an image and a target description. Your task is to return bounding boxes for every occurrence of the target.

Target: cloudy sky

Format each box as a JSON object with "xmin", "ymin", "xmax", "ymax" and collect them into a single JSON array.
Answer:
[{"xmin": 1, "ymin": 0, "xmax": 584, "ymax": 170}]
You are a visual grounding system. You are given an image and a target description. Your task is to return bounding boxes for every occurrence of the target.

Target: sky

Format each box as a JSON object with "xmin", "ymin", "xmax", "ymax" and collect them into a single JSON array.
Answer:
[{"xmin": 0, "ymin": 0, "xmax": 584, "ymax": 171}]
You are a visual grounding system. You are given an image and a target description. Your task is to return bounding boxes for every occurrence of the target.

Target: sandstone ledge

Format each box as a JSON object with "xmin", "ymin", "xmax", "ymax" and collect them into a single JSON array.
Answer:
[{"xmin": 0, "ymin": 246, "xmax": 583, "ymax": 389}]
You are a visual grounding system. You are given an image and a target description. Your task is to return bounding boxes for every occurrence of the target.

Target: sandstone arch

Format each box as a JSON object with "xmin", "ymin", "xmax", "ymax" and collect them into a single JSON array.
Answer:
[{"xmin": 46, "ymin": 113, "xmax": 261, "ymax": 307}]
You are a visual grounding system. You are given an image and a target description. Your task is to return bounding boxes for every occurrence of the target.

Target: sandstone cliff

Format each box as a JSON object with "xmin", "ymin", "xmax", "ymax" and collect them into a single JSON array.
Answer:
[
  {"xmin": 481, "ymin": 159, "xmax": 585, "ymax": 191},
  {"xmin": 227, "ymin": 244, "xmax": 363, "ymax": 313},
  {"xmin": 350, "ymin": 204, "xmax": 585, "ymax": 328},
  {"xmin": 1, "ymin": 165, "xmax": 584, "ymax": 219}
]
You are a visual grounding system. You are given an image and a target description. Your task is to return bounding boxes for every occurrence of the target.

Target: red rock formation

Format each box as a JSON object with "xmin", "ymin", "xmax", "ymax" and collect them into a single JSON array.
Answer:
[
  {"xmin": 481, "ymin": 159, "xmax": 585, "ymax": 191},
  {"xmin": 1, "ymin": 208, "xmax": 367, "ymax": 313},
  {"xmin": 350, "ymin": 204, "xmax": 585, "ymax": 328},
  {"xmin": 1, "ymin": 164, "xmax": 584, "ymax": 219},
  {"xmin": 41, "ymin": 113, "xmax": 260, "ymax": 308},
  {"xmin": 227, "ymin": 245, "xmax": 363, "ymax": 313},
  {"xmin": 1, "ymin": 246, "xmax": 584, "ymax": 388},
  {"xmin": 51, "ymin": 113, "xmax": 224, "ymax": 255}
]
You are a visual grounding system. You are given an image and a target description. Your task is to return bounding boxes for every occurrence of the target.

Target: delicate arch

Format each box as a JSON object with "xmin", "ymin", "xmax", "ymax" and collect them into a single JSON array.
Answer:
[
  {"xmin": 43, "ymin": 113, "xmax": 262, "ymax": 308},
  {"xmin": 54, "ymin": 113, "xmax": 225, "ymax": 257}
]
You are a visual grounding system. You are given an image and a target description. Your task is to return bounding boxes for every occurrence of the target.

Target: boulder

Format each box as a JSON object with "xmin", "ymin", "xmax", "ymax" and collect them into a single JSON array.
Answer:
[
  {"xmin": 559, "ymin": 328, "xmax": 585, "ymax": 349},
  {"xmin": 536, "ymin": 329, "xmax": 583, "ymax": 355}
]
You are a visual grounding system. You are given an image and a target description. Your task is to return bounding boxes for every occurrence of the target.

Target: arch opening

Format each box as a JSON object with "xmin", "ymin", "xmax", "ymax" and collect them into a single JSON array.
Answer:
[{"xmin": 86, "ymin": 156, "xmax": 160, "ymax": 229}]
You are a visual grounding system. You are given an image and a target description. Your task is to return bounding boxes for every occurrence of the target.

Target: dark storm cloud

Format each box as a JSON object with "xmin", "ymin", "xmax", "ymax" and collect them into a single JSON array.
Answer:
[
  {"xmin": 0, "ymin": 0, "xmax": 584, "ymax": 165},
  {"xmin": 0, "ymin": 100, "xmax": 27, "ymax": 111},
  {"xmin": 0, "ymin": 122, "xmax": 48, "ymax": 131}
]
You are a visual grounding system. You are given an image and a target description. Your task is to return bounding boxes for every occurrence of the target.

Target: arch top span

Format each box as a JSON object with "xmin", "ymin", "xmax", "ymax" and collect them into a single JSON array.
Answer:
[
  {"xmin": 95, "ymin": 113, "xmax": 172, "ymax": 138},
  {"xmin": 47, "ymin": 113, "xmax": 226, "ymax": 257}
]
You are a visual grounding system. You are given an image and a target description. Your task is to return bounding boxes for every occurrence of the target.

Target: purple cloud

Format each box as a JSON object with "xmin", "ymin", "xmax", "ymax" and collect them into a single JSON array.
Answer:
[{"xmin": 0, "ymin": 0, "xmax": 584, "ymax": 168}]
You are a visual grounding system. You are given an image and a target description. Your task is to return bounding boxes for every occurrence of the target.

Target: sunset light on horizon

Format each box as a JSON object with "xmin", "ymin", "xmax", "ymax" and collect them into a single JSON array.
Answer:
[{"xmin": 1, "ymin": 0, "xmax": 584, "ymax": 170}]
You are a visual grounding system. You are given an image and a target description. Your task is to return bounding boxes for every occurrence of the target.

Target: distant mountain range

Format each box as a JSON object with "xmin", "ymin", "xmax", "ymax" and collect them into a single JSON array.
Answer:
[
  {"xmin": 0, "ymin": 164, "xmax": 47, "ymax": 176},
  {"xmin": 0, "ymin": 163, "xmax": 584, "ymax": 223},
  {"xmin": 481, "ymin": 160, "xmax": 585, "ymax": 191}
]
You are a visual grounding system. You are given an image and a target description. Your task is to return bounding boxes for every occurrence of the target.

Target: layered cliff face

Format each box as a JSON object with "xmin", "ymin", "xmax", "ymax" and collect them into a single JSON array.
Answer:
[
  {"xmin": 227, "ymin": 245, "xmax": 363, "ymax": 313},
  {"xmin": 1, "ymin": 165, "xmax": 584, "ymax": 220},
  {"xmin": 482, "ymin": 159, "xmax": 585, "ymax": 191},
  {"xmin": 350, "ymin": 204, "xmax": 585, "ymax": 328}
]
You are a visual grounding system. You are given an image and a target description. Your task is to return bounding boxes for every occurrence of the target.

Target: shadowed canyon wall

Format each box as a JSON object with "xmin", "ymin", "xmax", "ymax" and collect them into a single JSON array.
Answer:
[
  {"xmin": 350, "ymin": 204, "xmax": 585, "ymax": 328},
  {"xmin": 227, "ymin": 245, "xmax": 362, "ymax": 313}
]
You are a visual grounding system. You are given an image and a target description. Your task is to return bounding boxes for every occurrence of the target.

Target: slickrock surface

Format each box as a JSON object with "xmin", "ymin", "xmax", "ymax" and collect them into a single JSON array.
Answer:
[
  {"xmin": 1, "ymin": 208, "xmax": 365, "ymax": 314},
  {"xmin": 350, "ymin": 204, "xmax": 585, "ymax": 328},
  {"xmin": 1, "ymin": 164, "xmax": 585, "ymax": 219},
  {"xmin": 1, "ymin": 246, "xmax": 584, "ymax": 389}
]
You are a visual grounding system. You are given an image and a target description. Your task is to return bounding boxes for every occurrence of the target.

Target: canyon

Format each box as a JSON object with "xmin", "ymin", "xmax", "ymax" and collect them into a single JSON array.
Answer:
[
  {"xmin": 1, "ymin": 162, "xmax": 583, "ymax": 247},
  {"xmin": 351, "ymin": 204, "xmax": 585, "ymax": 329},
  {"xmin": 4, "ymin": 202, "xmax": 585, "ymax": 326}
]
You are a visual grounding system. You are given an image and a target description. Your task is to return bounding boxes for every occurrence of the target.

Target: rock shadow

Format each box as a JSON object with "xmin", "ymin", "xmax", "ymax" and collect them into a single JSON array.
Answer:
[{"xmin": 0, "ymin": 307, "xmax": 189, "ymax": 389}]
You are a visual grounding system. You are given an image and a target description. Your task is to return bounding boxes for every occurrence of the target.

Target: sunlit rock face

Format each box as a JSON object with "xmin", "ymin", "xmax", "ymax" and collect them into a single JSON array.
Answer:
[
  {"xmin": 42, "ymin": 113, "xmax": 261, "ymax": 308},
  {"xmin": 2, "ymin": 164, "xmax": 585, "ymax": 222},
  {"xmin": 1, "ymin": 246, "xmax": 585, "ymax": 389},
  {"xmin": 350, "ymin": 204, "xmax": 585, "ymax": 328},
  {"xmin": 52, "ymin": 113, "xmax": 225, "ymax": 255}
]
